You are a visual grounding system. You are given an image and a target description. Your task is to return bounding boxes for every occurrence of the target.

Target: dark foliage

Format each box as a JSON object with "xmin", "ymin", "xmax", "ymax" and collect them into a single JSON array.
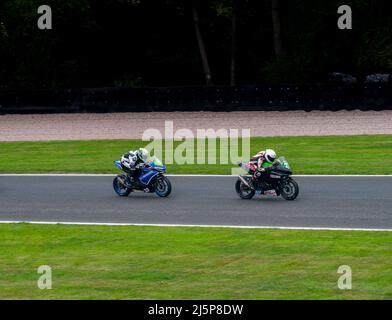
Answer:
[{"xmin": 0, "ymin": 0, "xmax": 391, "ymax": 89}]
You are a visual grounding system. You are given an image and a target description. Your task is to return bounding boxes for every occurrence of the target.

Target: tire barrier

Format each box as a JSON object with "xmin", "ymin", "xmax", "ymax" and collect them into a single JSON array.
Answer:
[{"xmin": 1, "ymin": 84, "xmax": 391, "ymax": 114}]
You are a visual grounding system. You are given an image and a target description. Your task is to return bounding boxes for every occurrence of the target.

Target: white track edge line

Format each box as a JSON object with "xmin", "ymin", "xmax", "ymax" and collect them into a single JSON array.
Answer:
[{"xmin": 0, "ymin": 220, "xmax": 391, "ymax": 232}]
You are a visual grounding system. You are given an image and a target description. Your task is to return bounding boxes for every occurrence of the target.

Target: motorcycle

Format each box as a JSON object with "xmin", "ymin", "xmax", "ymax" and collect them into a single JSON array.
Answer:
[
  {"xmin": 113, "ymin": 156, "xmax": 172, "ymax": 197},
  {"xmin": 235, "ymin": 157, "xmax": 299, "ymax": 201}
]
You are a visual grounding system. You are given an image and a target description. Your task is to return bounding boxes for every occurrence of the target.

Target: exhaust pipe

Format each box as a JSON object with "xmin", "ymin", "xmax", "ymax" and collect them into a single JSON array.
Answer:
[
  {"xmin": 117, "ymin": 176, "xmax": 129, "ymax": 188},
  {"xmin": 239, "ymin": 176, "xmax": 254, "ymax": 190}
]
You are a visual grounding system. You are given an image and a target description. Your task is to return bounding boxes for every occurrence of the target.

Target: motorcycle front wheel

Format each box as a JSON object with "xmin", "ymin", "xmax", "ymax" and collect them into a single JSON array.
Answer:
[
  {"xmin": 235, "ymin": 178, "xmax": 255, "ymax": 200},
  {"xmin": 280, "ymin": 178, "xmax": 299, "ymax": 201},
  {"xmin": 113, "ymin": 176, "xmax": 132, "ymax": 197},
  {"xmin": 154, "ymin": 176, "xmax": 172, "ymax": 197}
]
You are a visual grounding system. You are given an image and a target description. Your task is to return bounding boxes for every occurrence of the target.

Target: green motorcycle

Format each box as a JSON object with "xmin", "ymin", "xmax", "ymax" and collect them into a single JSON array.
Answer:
[{"xmin": 236, "ymin": 157, "xmax": 299, "ymax": 201}]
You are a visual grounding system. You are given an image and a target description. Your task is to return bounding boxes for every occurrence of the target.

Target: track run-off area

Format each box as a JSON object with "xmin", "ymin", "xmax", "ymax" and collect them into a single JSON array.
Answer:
[{"xmin": 0, "ymin": 175, "xmax": 391, "ymax": 231}]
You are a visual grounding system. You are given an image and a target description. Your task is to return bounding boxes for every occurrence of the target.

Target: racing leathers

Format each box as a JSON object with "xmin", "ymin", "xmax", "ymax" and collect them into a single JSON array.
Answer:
[
  {"xmin": 248, "ymin": 151, "xmax": 274, "ymax": 180},
  {"xmin": 120, "ymin": 150, "xmax": 148, "ymax": 183}
]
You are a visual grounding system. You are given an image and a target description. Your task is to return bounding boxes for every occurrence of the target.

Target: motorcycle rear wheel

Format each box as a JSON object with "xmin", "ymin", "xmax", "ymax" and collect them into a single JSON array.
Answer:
[
  {"xmin": 113, "ymin": 176, "xmax": 132, "ymax": 197},
  {"xmin": 235, "ymin": 178, "xmax": 255, "ymax": 200}
]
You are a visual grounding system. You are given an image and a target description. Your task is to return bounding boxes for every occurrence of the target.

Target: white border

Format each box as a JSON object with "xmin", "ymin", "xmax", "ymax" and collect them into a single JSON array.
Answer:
[
  {"xmin": 0, "ymin": 174, "xmax": 391, "ymax": 177},
  {"xmin": 0, "ymin": 220, "xmax": 391, "ymax": 232}
]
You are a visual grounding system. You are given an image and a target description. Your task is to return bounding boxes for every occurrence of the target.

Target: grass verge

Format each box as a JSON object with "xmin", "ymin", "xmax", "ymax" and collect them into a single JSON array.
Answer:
[
  {"xmin": 0, "ymin": 135, "xmax": 391, "ymax": 174},
  {"xmin": 0, "ymin": 224, "xmax": 391, "ymax": 299}
]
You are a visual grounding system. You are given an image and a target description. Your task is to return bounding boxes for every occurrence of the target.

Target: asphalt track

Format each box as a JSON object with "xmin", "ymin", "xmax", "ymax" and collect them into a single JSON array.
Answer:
[{"xmin": 0, "ymin": 176, "xmax": 391, "ymax": 230}]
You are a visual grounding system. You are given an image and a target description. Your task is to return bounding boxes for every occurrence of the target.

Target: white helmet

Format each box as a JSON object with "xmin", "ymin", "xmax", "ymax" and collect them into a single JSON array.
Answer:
[
  {"xmin": 264, "ymin": 149, "xmax": 277, "ymax": 163},
  {"xmin": 137, "ymin": 148, "xmax": 149, "ymax": 162}
]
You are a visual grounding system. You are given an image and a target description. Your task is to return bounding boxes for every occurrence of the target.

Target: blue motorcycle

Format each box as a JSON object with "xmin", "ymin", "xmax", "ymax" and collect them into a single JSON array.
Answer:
[{"xmin": 113, "ymin": 156, "xmax": 172, "ymax": 197}]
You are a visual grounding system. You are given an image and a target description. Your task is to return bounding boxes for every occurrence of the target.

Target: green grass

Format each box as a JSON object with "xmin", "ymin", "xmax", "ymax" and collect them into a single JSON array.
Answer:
[
  {"xmin": 0, "ymin": 224, "xmax": 391, "ymax": 299},
  {"xmin": 0, "ymin": 135, "xmax": 392, "ymax": 174}
]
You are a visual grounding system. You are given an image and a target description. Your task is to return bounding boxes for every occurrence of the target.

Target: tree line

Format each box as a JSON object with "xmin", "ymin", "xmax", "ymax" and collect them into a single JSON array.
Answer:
[{"xmin": 0, "ymin": 0, "xmax": 391, "ymax": 89}]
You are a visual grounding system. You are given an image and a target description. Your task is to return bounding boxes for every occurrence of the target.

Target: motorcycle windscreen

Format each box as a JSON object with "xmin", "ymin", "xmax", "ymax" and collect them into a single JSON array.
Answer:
[
  {"xmin": 276, "ymin": 157, "xmax": 291, "ymax": 171},
  {"xmin": 148, "ymin": 156, "xmax": 163, "ymax": 167}
]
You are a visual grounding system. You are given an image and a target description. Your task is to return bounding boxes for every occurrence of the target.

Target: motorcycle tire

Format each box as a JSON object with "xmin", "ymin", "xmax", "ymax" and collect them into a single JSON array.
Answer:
[
  {"xmin": 113, "ymin": 176, "xmax": 132, "ymax": 197},
  {"xmin": 280, "ymin": 178, "xmax": 299, "ymax": 201},
  {"xmin": 155, "ymin": 176, "xmax": 172, "ymax": 198},
  {"xmin": 235, "ymin": 178, "xmax": 255, "ymax": 200}
]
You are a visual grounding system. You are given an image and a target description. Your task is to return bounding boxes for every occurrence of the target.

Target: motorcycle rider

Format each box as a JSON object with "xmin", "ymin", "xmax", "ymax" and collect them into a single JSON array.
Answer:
[
  {"xmin": 248, "ymin": 149, "xmax": 277, "ymax": 180},
  {"xmin": 120, "ymin": 148, "xmax": 150, "ymax": 184}
]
